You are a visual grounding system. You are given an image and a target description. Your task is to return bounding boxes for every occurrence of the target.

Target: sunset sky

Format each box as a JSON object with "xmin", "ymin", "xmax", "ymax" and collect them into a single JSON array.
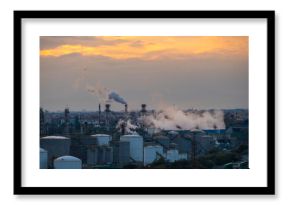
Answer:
[{"xmin": 40, "ymin": 36, "xmax": 248, "ymax": 111}]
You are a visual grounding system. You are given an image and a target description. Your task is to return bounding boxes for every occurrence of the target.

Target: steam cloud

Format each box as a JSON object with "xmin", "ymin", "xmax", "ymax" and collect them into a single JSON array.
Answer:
[
  {"xmin": 83, "ymin": 69, "xmax": 224, "ymax": 131},
  {"xmin": 87, "ymin": 82, "xmax": 127, "ymax": 105},
  {"xmin": 116, "ymin": 119, "xmax": 138, "ymax": 134},
  {"xmin": 141, "ymin": 105, "xmax": 225, "ymax": 130}
]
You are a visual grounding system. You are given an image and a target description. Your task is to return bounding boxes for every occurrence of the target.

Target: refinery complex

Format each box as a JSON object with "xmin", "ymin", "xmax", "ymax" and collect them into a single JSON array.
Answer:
[{"xmin": 40, "ymin": 104, "xmax": 249, "ymax": 169}]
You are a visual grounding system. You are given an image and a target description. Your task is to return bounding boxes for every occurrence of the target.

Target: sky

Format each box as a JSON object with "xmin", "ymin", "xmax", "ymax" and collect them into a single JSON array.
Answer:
[{"xmin": 40, "ymin": 36, "xmax": 248, "ymax": 111}]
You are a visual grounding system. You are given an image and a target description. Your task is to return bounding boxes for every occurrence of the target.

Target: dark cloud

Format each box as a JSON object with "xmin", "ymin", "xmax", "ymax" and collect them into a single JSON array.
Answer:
[{"xmin": 40, "ymin": 36, "xmax": 126, "ymax": 50}]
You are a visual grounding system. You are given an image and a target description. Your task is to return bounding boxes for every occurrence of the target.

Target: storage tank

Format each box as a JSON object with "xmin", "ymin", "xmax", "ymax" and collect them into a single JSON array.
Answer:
[
  {"xmin": 112, "ymin": 141, "xmax": 130, "ymax": 168},
  {"xmin": 166, "ymin": 149, "xmax": 179, "ymax": 162},
  {"xmin": 87, "ymin": 147, "xmax": 98, "ymax": 166},
  {"xmin": 40, "ymin": 136, "xmax": 71, "ymax": 167},
  {"xmin": 97, "ymin": 145, "xmax": 113, "ymax": 165},
  {"xmin": 91, "ymin": 134, "xmax": 112, "ymax": 146},
  {"xmin": 87, "ymin": 145, "xmax": 113, "ymax": 166},
  {"xmin": 104, "ymin": 146, "xmax": 113, "ymax": 164},
  {"xmin": 54, "ymin": 156, "xmax": 82, "ymax": 169},
  {"xmin": 40, "ymin": 148, "xmax": 48, "ymax": 169},
  {"xmin": 120, "ymin": 134, "xmax": 143, "ymax": 162},
  {"xmin": 144, "ymin": 145, "xmax": 164, "ymax": 166}
]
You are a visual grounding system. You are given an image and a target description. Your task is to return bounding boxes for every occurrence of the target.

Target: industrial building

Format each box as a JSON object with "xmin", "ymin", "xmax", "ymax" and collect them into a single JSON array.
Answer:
[
  {"xmin": 39, "ymin": 104, "xmax": 248, "ymax": 169},
  {"xmin": 171, "ymin": 135, "xmax": 193, "ymax": 159}
]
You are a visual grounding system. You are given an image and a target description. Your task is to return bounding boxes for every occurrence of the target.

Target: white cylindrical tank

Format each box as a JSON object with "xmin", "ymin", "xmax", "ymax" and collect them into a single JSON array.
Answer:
[
  {"xmin": 120, "ymin": 134, "xmax": 143, "ymax": 162},
  {"xmin": 40, "ymin": 136, "xmax": 71, "ymax": 166},
  {"xmin": 40, "ymin": 148, "xmax": 48, "ymax": 169},
  {"xmin": 166, "ymin": 149, "xmax": 179, "ymax": 162},
  {"xmin": 91, "ymin": 134, "xmax": 112, "ymax": 146},
  {"xmin": 144, "ymin": 145, "xmax": 163, "ymax": 166},
  {"xmin": 54, "ymin": 156, "xmax": 82, "ymax": 169}
]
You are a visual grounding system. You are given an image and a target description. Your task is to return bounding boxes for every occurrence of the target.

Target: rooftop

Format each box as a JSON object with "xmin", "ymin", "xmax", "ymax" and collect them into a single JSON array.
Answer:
[
  {"xmin": 54, "ymin": 156, "xmax": 81, "ymax": 162},
  {"xmin": 41, "ymin": 136, "xmax": 69, "ymax": 139}
]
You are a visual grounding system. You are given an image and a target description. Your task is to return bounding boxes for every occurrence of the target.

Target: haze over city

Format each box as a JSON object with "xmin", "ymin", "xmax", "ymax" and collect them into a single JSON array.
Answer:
[{"xmin": 40, "ymin": 36, "xmax": 248, "ymax": 111}]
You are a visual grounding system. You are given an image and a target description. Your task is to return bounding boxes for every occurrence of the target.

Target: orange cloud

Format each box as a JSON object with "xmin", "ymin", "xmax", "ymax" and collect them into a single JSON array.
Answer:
[{"xmin": 40, "ymin": 36, "xmax": 248, "ymax": 60}]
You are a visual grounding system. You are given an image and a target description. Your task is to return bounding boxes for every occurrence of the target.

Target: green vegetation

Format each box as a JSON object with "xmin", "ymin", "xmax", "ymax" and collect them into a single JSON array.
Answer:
[
  {"xmin": 145, "ymin": 144, "xmax": 248, "ymax": 169},
  {"xmin": 199, "ymin": 149, "xmax": 240, "ymax": 167}
]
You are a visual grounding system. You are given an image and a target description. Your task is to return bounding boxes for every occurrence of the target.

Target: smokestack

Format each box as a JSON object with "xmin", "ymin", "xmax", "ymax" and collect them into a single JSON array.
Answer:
[
  {"xmin": 40, "ymin": 108, "xmax": 45, "ymax": 136},
  {"xmin": 105, "ymin": 104, "xmax": 111, "ymax": 112},
  {"xmin": 64, "ymin": 107, "xmax": 70, "ymax": 136},
  {"xmin": 121, "ymin": 121, "xmax": 126, "ymax": 135},
  {"xmin": 98, "ymin": 104, "xmax": 101, "ymax": 125},
  {"xmin": 105, "ymin": 104, "xmax": 111, "ymax": 131},
  {"xmin": 141, "ymin": 104, "xmax": 147, "ymax": 113},
  {"xmin": 125, "ymin": 104, "xmax": 128, "ymax": 113},
  {"xmin": 64, "ymin": 107, "xmax": 69, "ymax": 120}
]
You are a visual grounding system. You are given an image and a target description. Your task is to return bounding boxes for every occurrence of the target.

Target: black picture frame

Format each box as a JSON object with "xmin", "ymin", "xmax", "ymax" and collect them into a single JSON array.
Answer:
[{"xmin": 14, "ymin": 10, "xmax": 275, "ymax": 195}]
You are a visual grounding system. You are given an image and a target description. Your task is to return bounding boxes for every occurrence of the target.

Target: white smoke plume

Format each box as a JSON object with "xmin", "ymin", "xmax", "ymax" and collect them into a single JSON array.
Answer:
[
  {"xmin": 86, "ymin": 82, "xmax": 127, "ymax": 105},
  {"xmin": 116, "ymin": 119, "xmax": 138, "ymax": 134},
  {"xmin": 109, "ymin": 91, "xmax": 127, "ymax": 105},
  {"xmin": 77, "ymin": 67, "xmax": 127, "ymax": 105},
  {"xmin": 142, "ymin": 105, "xmax": 225, "ymax": 130}
]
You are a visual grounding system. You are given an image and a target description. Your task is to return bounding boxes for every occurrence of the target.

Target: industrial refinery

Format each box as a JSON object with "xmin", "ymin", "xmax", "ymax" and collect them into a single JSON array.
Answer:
[
  {"xmin": 39, "ymin": 104, "xmax": 249, "ymax": 169},
  {"xmin": 39, "ymin": 36, "xmax": 249, "ymax": 169}
]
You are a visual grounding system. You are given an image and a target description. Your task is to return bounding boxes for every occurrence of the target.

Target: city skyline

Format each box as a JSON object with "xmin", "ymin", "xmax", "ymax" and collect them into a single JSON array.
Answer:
[{"xmin": 40, "ymin": 36, "xmax": 248, "ymax": 111}]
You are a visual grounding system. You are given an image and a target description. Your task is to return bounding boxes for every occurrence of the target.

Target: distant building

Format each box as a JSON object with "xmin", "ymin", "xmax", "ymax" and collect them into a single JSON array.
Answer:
[
  {"xmin": 154, "ymin": 135, "xmax": 170, "ymax": 149},
  {"xmin": 203, "ymin": 129, "xmax": 226, "ymax": 137},
  {"xmin": 172, "ymin": 135, "xmax": 193, "ymax": 159},
  {"xmin": 226, "ymin": 126, "xmax": 249, "ymax": 147},
  {"xmin": 40, "ymin": 108, "xmax": 46, "ymax": 136}
]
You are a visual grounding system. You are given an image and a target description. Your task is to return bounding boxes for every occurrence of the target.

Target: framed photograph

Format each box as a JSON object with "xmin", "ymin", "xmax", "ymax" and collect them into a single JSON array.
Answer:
[{"xmin": 14, "ymin": 10, "xmax": 275, "ymax": 195}]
